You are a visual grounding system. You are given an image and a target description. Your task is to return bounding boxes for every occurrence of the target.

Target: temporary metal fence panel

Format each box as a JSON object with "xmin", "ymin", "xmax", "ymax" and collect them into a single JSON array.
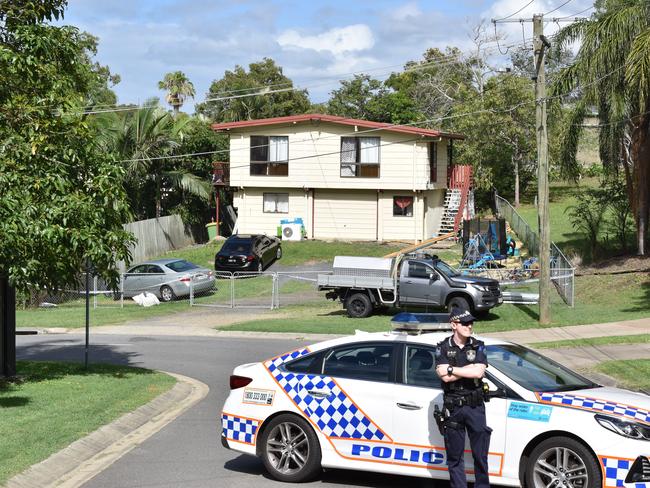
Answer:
[
  {"xmin": 494, "ymin": 193, "xmax": 575, "ymax": 306},
  {"xmin": 190, "ymin": 271, "xmax": 234, "ymax": 308},
  {"xmin": 232, "ymin": 272, "xmax": 276, "ymax": 309},
  {"xmin": 274, "ymin": 271, "xmax": 322, "ymax": 309}
]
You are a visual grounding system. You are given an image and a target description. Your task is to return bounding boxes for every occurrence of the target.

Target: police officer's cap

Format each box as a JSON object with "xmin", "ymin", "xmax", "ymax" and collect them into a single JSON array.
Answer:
[{"xmin": 449, "ymin": 307, "xmax": 476, "ymax": 324}]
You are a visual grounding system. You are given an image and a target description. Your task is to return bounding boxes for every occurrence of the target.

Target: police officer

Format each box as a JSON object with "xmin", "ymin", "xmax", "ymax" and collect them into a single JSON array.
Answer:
[{"xmin": 435, "ymin": 307, "xmax": 491, "ymax": 488}]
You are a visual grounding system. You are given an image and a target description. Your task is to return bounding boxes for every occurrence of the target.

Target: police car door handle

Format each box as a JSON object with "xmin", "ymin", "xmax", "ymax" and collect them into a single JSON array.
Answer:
[
  {"xmin": 307, "ymin": 389, "xmax": 331, "ymax": 399},
  {"xmin": 396, "ymin": 402, "xmax": 422, "ymax": 410}
]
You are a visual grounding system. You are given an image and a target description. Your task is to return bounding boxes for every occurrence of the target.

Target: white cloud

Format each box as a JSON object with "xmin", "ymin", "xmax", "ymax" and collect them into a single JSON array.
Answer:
[
  {"xmin": 393, "ymin": 2, "xmax": 422, "ymax": 21},
  {"xmin": 277, "ymin": 24, "xmax": 375, "ymax": 55}
]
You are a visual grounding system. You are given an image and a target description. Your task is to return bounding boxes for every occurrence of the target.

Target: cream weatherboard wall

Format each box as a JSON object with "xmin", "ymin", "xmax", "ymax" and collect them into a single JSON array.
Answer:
[
  {"xmin": 312, "ymin": 190, "xmax": 377, "ymax": 240},
  {"xmin": 233, "ymin": 189, "xmax": 309, "ymax": 237},
  {"xmin": 227, "ymin": 122, "xmax": 447, "ymax": 191}
]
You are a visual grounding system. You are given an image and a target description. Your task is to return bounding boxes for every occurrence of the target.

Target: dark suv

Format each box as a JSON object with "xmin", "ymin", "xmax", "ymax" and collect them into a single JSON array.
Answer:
[{"xmin": 214, "ymin": 234, "xmax": 282, "ymax": 273}]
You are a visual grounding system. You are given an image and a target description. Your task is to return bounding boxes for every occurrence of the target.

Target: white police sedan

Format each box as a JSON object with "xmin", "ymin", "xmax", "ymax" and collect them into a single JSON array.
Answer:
[{"xmin": 220, "ymin": 326, "xmax": 650, "ymax": 488}]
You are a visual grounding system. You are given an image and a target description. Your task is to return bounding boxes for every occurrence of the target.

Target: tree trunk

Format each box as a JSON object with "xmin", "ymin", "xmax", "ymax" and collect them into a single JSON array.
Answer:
[
  {"xmin": 514, "ymin": 156, "xmax": 520, "ymax": 207},
  {"xmin": 155, "ymin": 175, "xmax": 162, "ymax": 219},
  {"xmin": 0, "ymin": 276, "xmax": 16, "ymax": 378},
  {"xmin": 631, "ymin": 112, "xmax": 650, "ymax": 256}
]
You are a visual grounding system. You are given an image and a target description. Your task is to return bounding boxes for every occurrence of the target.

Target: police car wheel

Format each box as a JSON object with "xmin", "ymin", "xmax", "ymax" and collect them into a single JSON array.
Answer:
[
  {"xmin": 346, "ymin": 293, "xmax": 372, "ymax": 318},
  {"xmin": 261, "ymin": 414, "xmax": 322, "ymax": 482},
  {"xmin": 525, "ymin": 436, "xmax": 600, "ymax": 488}
]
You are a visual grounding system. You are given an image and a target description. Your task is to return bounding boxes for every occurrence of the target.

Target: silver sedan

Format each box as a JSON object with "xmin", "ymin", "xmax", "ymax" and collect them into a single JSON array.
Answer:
[{"xmin": 121, "ymin": 259, "xmax": 216, "ymax": 302}]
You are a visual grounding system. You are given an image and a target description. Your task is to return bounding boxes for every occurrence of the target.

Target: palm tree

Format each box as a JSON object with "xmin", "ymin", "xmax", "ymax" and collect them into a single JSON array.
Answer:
[
  {"xmin": 158, "ymin": 71, "xmax": 196, "ymax": 115},
  {"xmin": 553, "ymin": 0, "xmax": 650, "ymax": 255},
  {"xmin": 98, "ymin": 102, "xmax": 210, "ymax": 218}
]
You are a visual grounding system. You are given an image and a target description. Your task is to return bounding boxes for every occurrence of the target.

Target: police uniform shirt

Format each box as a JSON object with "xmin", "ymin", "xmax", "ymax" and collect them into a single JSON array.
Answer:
[{"xmin": 435, "ymin": 336, "xmax": 487, "ymax": 393}]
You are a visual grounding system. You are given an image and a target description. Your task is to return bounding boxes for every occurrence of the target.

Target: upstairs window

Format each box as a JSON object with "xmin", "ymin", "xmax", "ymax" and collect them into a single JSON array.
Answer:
[
  {"xmin": 429, "ymin": 141, "xmax": 438, "ymax": 183},
  {"xmin": 250, "ymin": 136, "xmax": 288, "ymax": 176},
  {"xmin": 340, "ymin": 137, "xmax": 380, "ymax": 178}
]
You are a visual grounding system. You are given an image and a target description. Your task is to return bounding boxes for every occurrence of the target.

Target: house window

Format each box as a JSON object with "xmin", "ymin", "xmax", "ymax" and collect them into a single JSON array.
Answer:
[
  {"xmin": 393, "ymin": 196, "xmax": 413, "ymax": 217},
  {"xmin": 340, "ymin": 137, "xmax": 380, "ymax": 178},
  {"xmin": 447, "ymin": 139, "xmax": 453, "ymax": 186},
  {"xmin": 263, "ymin": 193, "xmax": 289, "ymax": 213},
  {"xmin": 250, "ymin": 136, "xmax": 288, "ymax": 176},
  {"xmin": 429, "ymin": 141, "xmax": 438, "ymax": 183}
]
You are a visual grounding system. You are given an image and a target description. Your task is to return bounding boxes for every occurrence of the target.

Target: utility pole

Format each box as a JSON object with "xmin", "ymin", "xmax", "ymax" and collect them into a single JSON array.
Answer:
[
  {"xmin": 0, "ymin": 276, "xmax": 17, "ymax": 378},
  {"xmin": 533, "ymin": 14, "xmax": 551, "ymax": 324}
]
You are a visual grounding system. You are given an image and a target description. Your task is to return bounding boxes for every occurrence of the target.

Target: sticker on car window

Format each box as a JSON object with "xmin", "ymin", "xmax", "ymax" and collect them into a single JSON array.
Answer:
[
  {"xmin": 243, "ymin": 388, "xmax": 275, "ymax": 406},
  {"xmin": 508, "ymin": 401, "xmax": 552, "ymax": 422}
]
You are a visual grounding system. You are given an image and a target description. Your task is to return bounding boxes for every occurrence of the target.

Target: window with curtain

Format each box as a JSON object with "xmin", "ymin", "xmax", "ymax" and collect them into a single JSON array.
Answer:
[
  {"xmin": 340, "ymin": 137, "xmax": 380, "ymax": 177},
  {"xmin": 250, "ymin": 136, "xmax": 289, "ymax": 176},
  {"xmin": 393, "ymin": 196, "xmax": 413, "ymax": 217},
  {"xmin": 429, "ymin": 141, "xmax": 438, "ymax": 183},
  {"xmin": 263, "ymin": 193, "xmax": 289, "ymax": 213}
]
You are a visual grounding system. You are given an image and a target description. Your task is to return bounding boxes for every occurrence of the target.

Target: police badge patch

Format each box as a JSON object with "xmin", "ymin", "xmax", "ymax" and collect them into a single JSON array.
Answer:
[{"xmin": 466, "ymin": 349, "xmax": 476, "ymax": 362}]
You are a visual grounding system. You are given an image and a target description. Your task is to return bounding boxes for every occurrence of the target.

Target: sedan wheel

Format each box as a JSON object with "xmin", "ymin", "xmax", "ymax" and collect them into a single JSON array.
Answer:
[
  {"xmin": 525, "ymin": 437, "xmax": 600, "ymax": 488},
  {"xmin": 276, "ymin": 246, "xmax": 282, "ymax": 260},
  {"xmin": 261, "ymin": 414, "xmax": 321, "ymax": 482},
  {"xmin": 159, "ymin": 285, "xmax": 175, "ymax": 302}
]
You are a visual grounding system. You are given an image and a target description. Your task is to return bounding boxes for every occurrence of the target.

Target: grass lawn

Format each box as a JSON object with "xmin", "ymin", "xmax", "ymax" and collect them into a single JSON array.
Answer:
[
  {"xmin": 157, "ymin": 239, "xmax": 461, "ymax": 268},
  {"xmin": 532, "ymin": 334, "xmax": 650, "ymax": 349},
  {"xmin": 0, "ymin": 361, "xmax": 175, "ymax": 484},
  {"xmin": 222, "ymin": 272, "xmax": 649, "ymax": 334},
  {"xmin": 592, "ymin": 360, "xmax": 650, "ymax": 391}
]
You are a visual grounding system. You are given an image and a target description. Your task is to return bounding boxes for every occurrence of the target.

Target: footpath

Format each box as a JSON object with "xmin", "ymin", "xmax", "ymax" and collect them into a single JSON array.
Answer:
[{"xmin": 9, "ymin": 316, "xmax": 649, "ymax": 488}]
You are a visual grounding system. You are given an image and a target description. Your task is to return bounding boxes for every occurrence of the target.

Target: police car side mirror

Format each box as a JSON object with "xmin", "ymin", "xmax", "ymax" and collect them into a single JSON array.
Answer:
[{"xmin": 488, "ymin": 387, "xmax": 507, "ymax": 398}]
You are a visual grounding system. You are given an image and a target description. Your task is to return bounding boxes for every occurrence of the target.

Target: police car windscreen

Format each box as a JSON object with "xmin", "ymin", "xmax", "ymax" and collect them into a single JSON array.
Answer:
[{"xmin": 486, "ymin": 344, "xmax": 598, "ymax": 392}]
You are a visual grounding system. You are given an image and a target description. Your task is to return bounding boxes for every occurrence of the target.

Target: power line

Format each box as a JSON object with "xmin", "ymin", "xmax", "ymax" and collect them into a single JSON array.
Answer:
[
  {"xmin": 554, "ymin": 5, "xmax": 594, "ymax": 19},
  {"xmin": 493, "ymin": 0, "xmax": 536, "ymax": 21},
  {"xmin": 543, "ymin": 0, "xmax": 575, "ymax": 16}
]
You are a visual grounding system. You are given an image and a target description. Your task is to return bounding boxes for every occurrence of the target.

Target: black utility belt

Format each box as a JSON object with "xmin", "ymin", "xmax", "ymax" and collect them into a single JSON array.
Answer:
[{"xmin": 444, "ymin": 391, "xmax": 484, "ymax": 408}]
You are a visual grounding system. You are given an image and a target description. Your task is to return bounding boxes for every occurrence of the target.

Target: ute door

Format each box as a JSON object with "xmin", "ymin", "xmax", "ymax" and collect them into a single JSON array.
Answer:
[
  {"xmin": 391, "ymin": 344, "xmax": 507, "ymax": 480},
  {"xmin": 399, "ymin": 261, "xmax": 444, "ymax": 306}
]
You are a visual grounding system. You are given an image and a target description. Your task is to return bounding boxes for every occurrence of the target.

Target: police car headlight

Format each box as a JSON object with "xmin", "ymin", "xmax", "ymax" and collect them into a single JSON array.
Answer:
[
  {"xmin": 471, "ymin": 284, "xmax": 490, "ymax": 292},
  {"xmin": 595, "ymin": 414, "xmax": 650, "ymax": 441}
]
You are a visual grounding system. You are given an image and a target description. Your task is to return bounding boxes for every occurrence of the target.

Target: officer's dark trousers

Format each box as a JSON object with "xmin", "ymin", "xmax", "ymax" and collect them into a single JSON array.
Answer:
[{"xmin": 444, "ymin": 403, "xmax": 492, "ymax": 488}]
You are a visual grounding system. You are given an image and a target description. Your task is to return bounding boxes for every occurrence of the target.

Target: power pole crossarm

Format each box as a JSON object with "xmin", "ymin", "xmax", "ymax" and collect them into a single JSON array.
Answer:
[{"xmin": 533, "ymin": 14, "xmax": 552, "ymax": 325}]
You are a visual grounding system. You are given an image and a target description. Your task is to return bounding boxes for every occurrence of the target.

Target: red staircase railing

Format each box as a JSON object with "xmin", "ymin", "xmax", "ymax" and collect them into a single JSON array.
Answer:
[{"xmin": 450, "ymin": 165, "xmax": 473, "ymax": 232}]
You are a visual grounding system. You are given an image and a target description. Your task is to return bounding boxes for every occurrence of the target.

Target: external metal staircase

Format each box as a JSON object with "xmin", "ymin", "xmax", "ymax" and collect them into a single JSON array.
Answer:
[{"xmin": 437, "ymin": 189, "xmax": 462, "ymax": 236}]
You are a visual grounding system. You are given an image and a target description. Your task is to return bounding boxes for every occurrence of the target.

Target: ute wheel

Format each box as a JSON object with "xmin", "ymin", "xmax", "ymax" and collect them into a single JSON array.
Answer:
[
  {"xmin": 447, "ymin": 295, "xmax": 471, "ymax": 314},
  {"xmin": 260, "ymin": 414, "xmax": 322, "ymax": 483},
  {"xmin": 160, "ymin": 285, "xmax": 176, "ymax": 302},
  {"xmin": 525, "ymin": 436, "xmax": 600, "ymax": 488},
  {"xmin": 276, "ymin": 246, "xmax": 283, "ymax": 260},
  {"xmin": 346, "ymin": 292, "xmax": 373, "ymax": 318}
]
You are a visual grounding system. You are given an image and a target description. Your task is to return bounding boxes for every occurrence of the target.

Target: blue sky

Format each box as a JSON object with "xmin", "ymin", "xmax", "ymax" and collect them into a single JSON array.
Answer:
[{"xmin": 61, "ymin": 0, "xmax": 593, "ymax": 110}]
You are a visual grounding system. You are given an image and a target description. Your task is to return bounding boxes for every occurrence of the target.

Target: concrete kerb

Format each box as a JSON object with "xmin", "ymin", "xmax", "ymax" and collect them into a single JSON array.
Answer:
[{"xmin": 4, "ymin": 372, "xmax": 209, "ymax": 488}]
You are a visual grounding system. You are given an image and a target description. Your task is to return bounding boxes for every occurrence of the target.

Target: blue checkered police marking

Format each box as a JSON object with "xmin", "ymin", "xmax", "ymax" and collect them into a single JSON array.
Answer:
[
  {"xmin": 222, "ymin": 413, "xmax": 259, "ymax": 444},
  {"xmin": 600, "ymin": 457, "xmax": 648, "ymax": 488},
  {"xmin": 265, "ymin": 348, "xmax": 388, "ymax": 441},
  {"xmin": 538, "ymin": 392, "xmax": 650, "ymax": 424}
]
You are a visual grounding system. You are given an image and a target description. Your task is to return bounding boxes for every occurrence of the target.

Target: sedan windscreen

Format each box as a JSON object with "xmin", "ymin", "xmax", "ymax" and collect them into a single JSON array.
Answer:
[
  {"xmin": 165, "ymin": 260, "xmax": 199, "ymax": 272},
  {"xmin": 487, "ymin": 344, "xmax": 598, "ymax": 392},
  {"xmin": 221, "ymin": 240, "xmax": 253, "ymax": 254}
]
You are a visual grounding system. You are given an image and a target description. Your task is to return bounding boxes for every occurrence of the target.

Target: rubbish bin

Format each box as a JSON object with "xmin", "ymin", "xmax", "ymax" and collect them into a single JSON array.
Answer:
[{"xmin": 206, "ymin": 222, "xmax": 218, "ymax": 240}]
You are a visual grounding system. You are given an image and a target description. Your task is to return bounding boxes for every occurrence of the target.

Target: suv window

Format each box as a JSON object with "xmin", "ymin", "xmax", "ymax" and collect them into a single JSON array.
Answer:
[
  {"xmin": 323, "ymin": 344, "xmax": 393, "ymax": 382},
  {"xmin": 405, "ymin": 345, "xmax": 441, "ymax": 389}
]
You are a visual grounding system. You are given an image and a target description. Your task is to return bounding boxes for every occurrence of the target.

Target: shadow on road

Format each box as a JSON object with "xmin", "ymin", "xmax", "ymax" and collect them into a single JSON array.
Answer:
[{"xmin": 17, "ymin": 338, "xmax": 143, "ymax": 367}]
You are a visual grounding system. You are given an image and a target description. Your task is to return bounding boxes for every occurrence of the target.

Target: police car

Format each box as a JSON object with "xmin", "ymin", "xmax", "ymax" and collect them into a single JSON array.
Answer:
[{"xmin": 221, "ymin": 324, "xmax": 650, "ymax": 488}]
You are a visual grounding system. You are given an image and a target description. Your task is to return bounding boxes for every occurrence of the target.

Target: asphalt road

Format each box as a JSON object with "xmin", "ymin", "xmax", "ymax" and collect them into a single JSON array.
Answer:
[{"xmin": 16, "ymin": 334, "xmax": 445, "ymax": 488}]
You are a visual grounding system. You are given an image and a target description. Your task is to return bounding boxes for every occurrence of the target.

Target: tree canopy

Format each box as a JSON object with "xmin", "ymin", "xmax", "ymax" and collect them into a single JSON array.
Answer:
[
  {"xmin": 553, "ymin": 0, "xmax": 650, "ymax": 255},
  {"xmin": 158, "ymin": 70, "xmax": 195, "ymax": 114},
  {"xmin": 0, "ymin": 0, "xmax": 134, "ymax": 289},
  {"xmin": 197, "ymin": 58, "xmax": 311, "ymax": 122}
]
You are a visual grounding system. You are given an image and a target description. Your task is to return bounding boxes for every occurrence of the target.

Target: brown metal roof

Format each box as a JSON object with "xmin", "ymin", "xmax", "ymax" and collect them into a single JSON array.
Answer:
[{"xmin": 210, "ymin": 113, "xmax": 465, "ymax": 140}]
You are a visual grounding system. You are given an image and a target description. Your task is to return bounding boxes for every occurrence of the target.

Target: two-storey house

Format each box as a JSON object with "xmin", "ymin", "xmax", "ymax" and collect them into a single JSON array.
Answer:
[{"xmin": 211, "ymin": 114, "xmax": 466, "ymax": 242}]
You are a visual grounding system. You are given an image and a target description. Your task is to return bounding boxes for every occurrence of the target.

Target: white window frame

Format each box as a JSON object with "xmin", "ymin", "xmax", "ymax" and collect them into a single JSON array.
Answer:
[{"xmin": 263, "ymin": 192, "xmax": 289, "ymax": 214}]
